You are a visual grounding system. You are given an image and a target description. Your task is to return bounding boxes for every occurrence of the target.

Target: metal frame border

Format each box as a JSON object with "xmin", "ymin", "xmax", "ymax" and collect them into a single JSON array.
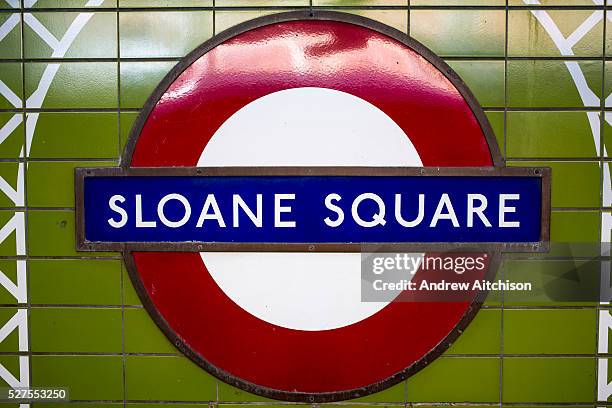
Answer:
[
  {"xmin": 75, "ymin": 166, "xmax": 551, "ymax": 253},
  {"xmin": 73, "ymin": 10, "xmax": 548, "ymax": 403}
]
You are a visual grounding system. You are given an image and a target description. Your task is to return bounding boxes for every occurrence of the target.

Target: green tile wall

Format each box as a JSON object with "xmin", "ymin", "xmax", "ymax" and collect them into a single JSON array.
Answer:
[
  {"xmin": 506, "ymin": 112, "xmax": 598, "ymax": 158},
  {"xmin": 27, "ymin": 113, "xmax": 119, "ymax": 159},
  {"xmin": 504, "ymin": 309, "xmax": 597, "ymax": 354},
  {"xmin": 407, "ymin": 357, "xmax": 500, "ymax": 402},
  {"xmin": 0, "ymin": 261, "xmax": 23, "ymax": 304},
  {"xmin": 25, "ymin": 63, "xmax": 118, "ymax": 109},
  {"xmin": 31, "ymin": 356, "xmax": 124, "ymax": 400},
  {"xmin": 0, "ymin": 64, "xmax": 21, "ymax": 109},
  {"xmin": 125, "ymin": 356, "xmax": 217, "ymax": 401},
  {"xmin": 411, "ymin": 10, "xmax": 505, "ymax": 57},
  {"xmin": 29, "ymin": 308, "xmax": 123, "ymax": 353},
  {"xmin": 29, "ymin": 259, "xmax": 122, "ymax": 305},
  {"xmin": 502, "ymin": 358, "xmax": 596, "ymax": 402},
  {"xmin": 119, "ymin": 11, "xmax": 213, "ymax": 57},
  {"xmin": 0, "ymin": 1, "xmax": 608, "ymax": 406},
  {"xmin": 24, "ymin": 12, "xmax": 117, "ymax": 58},
  {"xmin": 508, "ymin": 10, "xmax": 604, "ymax": 57}
]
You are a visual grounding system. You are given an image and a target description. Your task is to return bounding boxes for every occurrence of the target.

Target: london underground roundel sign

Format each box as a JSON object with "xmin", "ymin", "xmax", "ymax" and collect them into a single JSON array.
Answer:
[{"xmin": 75, "ymin": 11, "xmax": 550, "ymax": 402}]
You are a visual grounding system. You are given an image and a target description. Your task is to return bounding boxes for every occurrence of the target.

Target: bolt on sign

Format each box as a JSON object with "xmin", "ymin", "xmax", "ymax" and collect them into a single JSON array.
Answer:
[{"xmin": 75, "ymin": 11, "xmax": 551, "ymax": 402}]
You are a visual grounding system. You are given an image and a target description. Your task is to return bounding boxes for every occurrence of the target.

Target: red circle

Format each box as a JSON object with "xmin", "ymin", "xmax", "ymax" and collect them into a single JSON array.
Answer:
[{"xmin": 128, "ymin": 19, "xmax": 494, "ymax": 396}]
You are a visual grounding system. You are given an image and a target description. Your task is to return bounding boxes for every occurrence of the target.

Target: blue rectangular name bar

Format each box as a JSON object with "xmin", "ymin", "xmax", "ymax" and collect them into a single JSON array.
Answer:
[{"xmin": 79, "ymin": 170, "xmax": 546, "ymax": 249}]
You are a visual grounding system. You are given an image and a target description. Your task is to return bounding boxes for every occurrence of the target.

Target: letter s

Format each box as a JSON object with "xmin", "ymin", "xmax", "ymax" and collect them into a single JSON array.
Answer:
[
  {"xmin": 108, "ymin": 195, "xmax": 128, "ymax": 228},
  {"xmin": 475, "ymin": 256, "xmax": 486, "ymax": 270},
  {"xmin": 324, "ymin": 193, "xmax": 344, "ymax": 227}
]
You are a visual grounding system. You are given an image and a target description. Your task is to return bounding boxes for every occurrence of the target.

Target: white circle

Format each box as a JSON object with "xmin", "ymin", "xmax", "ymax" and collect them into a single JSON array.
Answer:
[{"xmin": 198, "ymin": 87, "xmax": 423, "ymax": 331}]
